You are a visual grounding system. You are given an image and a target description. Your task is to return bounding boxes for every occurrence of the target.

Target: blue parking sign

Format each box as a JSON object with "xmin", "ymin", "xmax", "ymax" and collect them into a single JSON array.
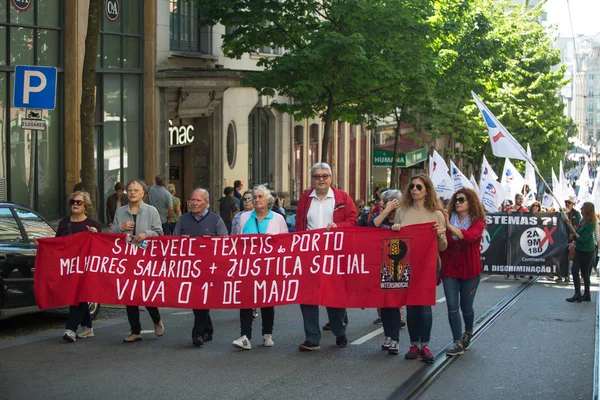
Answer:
[{"xmin": 13, "ymin": 65, "xmax": 57, "ymax": 110}]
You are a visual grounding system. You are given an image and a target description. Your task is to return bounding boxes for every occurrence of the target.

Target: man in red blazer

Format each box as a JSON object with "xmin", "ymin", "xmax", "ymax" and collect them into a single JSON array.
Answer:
[{"xmin": 295, "ymin": 162, "xmax": 358, "ymax": 351}]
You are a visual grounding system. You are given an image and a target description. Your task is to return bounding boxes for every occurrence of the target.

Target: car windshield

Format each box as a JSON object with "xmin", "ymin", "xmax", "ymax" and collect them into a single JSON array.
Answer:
[{"xmin": 13, "ymin": 208, "xmax": 55, "ymax": 240}]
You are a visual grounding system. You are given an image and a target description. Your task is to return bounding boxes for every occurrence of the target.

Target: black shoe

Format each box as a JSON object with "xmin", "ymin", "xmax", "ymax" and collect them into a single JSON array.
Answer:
[
  {"xmin": 203, "ymin": 333, "xmax": 213, "ymax": 342},
  {"xmin": 322, "ymin": 323, "xmax": 331, "ymax": 331},
  {"xmin": 400, "ymin": 320, "xmax": 406, "ymax": 329},
  {"xmin": 252, "ymin": 308, "xmax": 258, "ymax": 319},
  {"xmin": 566, "ymin": 295, "xmax": 581, "ymax": 303},
  {"xmin": 461, "ymin": 332, "xmax": 473, "ymax": 349},
  {"xmin": 582, "ymin": 294, "xmax": 591, "ymax": 302},
  {"xmin": 192, "ymin": 334, "xmax": 204, "ymax": 347},
  {"xmin": 336, "ymin": 335, "xmax": 349, "ymax": 348},
  {"xmin": 299, "ymin": 341, "xmax": 320, "ymax": 351}
]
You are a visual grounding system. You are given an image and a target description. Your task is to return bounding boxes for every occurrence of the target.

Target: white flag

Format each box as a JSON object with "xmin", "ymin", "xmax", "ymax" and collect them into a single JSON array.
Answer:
[
  {"xmin": 551, "ymin": 167, "xmax": 562, "ymax": 209},
  {"xmin": 542, "ymin": 192, "xmax": 553, "ymax": 209},
  {"xmin": 479, "ymin": 155, "xmax": 498, "ymax": 186},
  {"xmin": 429, "ymin": 150, "xmax": 449, "ymax": 184},
  {"xmin": 434, "ymin": 173, "xmax": 455, "ymax": 200},
  {"xmin": 524, "ymin": 144, "xmax": 537, "ymax": 195},
  {"xmin": 560, "ymin": 160, "xmax": 576, "ymax": 199},
  {"xmin": 450, "ymin": 161, "xmax": 474, "ymax": 192},
  {"xmin": 501, "ymin": 158, "xmax": 524, "ymax": 202},
  {"xmin": 469, "ymin": 174, "xmax": 479, "ymax": 195},
  {"xmin": 481, "ymin": 180, "xmax": 506, "ymax": 212},
  {"xmin": 591, "ymin": 167, "xmax": 600, "ymax": 212},
  {"xmin": 575, "ymin": 162, "xmax": 592, "ymax": 210},
  {"xmin": 472, "ymin": 92, "xmax": 535, "ymax": 166}
]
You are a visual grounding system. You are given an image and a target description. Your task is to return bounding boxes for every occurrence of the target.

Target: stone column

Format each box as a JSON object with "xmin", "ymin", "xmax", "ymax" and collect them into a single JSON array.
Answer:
[{"xmin": 143, "ymin": 0, "xmax": 158, "ymax": 182}]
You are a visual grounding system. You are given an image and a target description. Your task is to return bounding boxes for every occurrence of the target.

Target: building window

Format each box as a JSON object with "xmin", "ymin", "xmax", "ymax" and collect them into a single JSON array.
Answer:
[
  {"xmin": 1, "ymin": 0, "xmax": 63, "ymax": 218},
  {"xmin": 226, "ymin": 122, "xmax": 236, "ymax": 169},
  {"xmin": 169, "ymin": 0, "xmax": 212, "ymax": 54},
  {"xmin": 589, "ymin": 101, "xmax": 595, "ymax": 112},
  {"xmin": 94, "ymin": 0, "xmax": 144, "ymax": 223},
  {"xmin": 589, "ymin": 114, "xmax": 594, "ymax": 126},
  {"xmin": 590, "ymin": 87, "xmax": 595, "ymax": 97},
  {"xmin": 248, "ymin": 108, "xmax": 270, "ymax": 187}
]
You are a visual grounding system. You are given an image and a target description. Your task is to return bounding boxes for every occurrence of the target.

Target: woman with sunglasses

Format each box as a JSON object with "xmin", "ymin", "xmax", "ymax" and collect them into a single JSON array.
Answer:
[
  {"xmin": 529, "ymin": 201, "xmax": 543, "ymax": 213},
  {"xmin": 57, "ymin": 191, "xmax": 101, "ymax": 343},
  {"xmin": 439, "ymin": 188, "xmax": 486, "ymax": 356},
  {"xmin": 392, "ymin": 174, "xmax": 447, "ymax": 362}
]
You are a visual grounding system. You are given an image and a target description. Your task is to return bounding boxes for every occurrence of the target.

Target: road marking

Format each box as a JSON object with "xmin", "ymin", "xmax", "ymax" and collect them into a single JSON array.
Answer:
[
  {"xmin": 351, "ymin": 327, "xmax": 384, "ymax": 345},
  {"xmin": 171, "ymin": 311, "xmax": 193, "ymax": 315},
  {"xmin": 140, "ymin": 330, "xmax": 154, "ymax": 334},
  {"xmin": 436, "ymin": 297, "xmax": 446, "ymax": 303}
]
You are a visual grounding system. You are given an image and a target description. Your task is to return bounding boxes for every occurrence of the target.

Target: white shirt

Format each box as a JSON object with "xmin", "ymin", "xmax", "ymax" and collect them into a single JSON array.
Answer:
[{"xmin": 306, "ymin": 187, "xmax": 335, "ymax": 230}]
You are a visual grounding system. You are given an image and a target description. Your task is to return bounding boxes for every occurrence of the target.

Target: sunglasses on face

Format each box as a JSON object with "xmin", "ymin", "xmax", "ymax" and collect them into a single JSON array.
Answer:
[
  {"xmin": 70, "ymin": 199, "xmax": 84, "ymax": 206},
  {"xmin": 565, "ymin": 201, "xmax": 572, "ymax": 205},
  {"xmin": 243, "ymin": 197, "xmax": 253, "ymax": 201},
  {"xmin": 312, "ymin": 174, "xmax": 330, "ymax": 181},
  {"xmin": 455, "ymin": 197, "xmax": 467, "ymax": 204},
  {"xmin": 409, "ymin": 183, "xmax": 423, "ymax": 191}
]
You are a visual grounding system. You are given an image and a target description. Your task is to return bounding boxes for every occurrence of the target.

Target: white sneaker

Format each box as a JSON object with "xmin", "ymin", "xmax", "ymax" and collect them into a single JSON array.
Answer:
[
  {"xmin": 263, "ymin": 334, "xmax": 274, "ymax": 347},
  {"xmin": 381, "ymin": 336, "xmax": 392, "ymax": 350},
  {"xmin": 63, "ymin": 329, "xmax": 76, "ymax": 343},
  {"xmin": 232, "ymin": 335, "xmax": 252, "ymax": 350},
  {"xmin": 388, "ymin": 340, "xmax": 400, "ymax": 355},
  {"xmin": 76, "ymin": 326, "xmax": 94, "ymax": 339}
]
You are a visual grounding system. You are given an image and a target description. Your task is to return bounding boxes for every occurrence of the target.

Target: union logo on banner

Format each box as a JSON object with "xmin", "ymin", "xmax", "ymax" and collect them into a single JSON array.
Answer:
[{"xmin": 380, "ymin": 238, "xmax": 411, "ymax": 289}]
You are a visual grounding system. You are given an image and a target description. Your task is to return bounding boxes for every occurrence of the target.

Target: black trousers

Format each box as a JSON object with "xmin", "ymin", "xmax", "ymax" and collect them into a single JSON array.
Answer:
[
  {"xmin": 240, "ymin": 307, "xmax": 274, "ymax": 339},
  {"xmin": 161, "ymin": 222, "xmax": 171, "ymax": 236},
  {"xmin": 65, "ymin": 302, "xmax": 92, "ymax": 331},
  {"xmin": 192, "ymin": 309, "xmax": 214, "ymax": 337},
  {"xmin": 126, "ymin": 306, "xmax": 161, "ymax": 334},
  {"xmin": 572, "ymin": 250, "xmax": 593, "ymax": 296}
]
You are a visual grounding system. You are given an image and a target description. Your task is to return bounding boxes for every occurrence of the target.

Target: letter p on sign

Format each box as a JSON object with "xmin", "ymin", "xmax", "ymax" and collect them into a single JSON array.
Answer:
[{"xmin": 13, "ymin": 66, "xmax": 57, "ymax": 110}]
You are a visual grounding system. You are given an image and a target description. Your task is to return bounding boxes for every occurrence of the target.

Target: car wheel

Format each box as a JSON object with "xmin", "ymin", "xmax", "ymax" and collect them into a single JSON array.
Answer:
[{"xmin": 89, "ymin": 302, "xmax": 101, "ymax": 320}]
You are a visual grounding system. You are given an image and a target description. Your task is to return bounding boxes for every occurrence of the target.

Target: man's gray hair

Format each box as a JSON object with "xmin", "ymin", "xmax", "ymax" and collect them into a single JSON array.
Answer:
[
  {"xmin": 310, "ymin": 162, "xmax": 333, "ymax": 177},
  {"xmin": 252, "ymin": 184, "xmax": 274, "ymax": 204},
  {"xmin": 192, "ymin": 188, "xmax": 210, "ymax": 203},
  {"xmin": 381, "ymin": 189, "xmax": 402, "ymax": 203},
  {"xmin": 126, "ymin": 179, "xmax": 148, "ymax": 194}
]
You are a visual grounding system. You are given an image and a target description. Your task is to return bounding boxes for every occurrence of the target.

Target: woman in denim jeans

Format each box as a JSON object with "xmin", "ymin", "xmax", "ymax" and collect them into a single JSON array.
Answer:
[{"xmin": 440, "ymin": 188, "xmax": 485, "ymax": 356}]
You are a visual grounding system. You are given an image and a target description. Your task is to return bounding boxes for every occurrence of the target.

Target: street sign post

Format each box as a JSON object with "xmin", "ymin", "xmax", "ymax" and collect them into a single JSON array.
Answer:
[{"xmin": 13, "ymin": 66, "xmax": 57, "ymax": 209}]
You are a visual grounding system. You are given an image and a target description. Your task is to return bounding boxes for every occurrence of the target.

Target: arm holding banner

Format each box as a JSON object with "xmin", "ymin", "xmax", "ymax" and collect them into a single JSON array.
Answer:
[
  {"xmin": 435, "ymin": 211, "xmax": 448, "ymax": 251},
  {"xmin": 447, "ymin": 219, "xmax": 485, "ymax": 244}
]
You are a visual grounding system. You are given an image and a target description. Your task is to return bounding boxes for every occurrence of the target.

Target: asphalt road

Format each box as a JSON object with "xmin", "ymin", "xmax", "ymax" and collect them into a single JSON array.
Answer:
[{"xmin": 0, "ymin": 276, "xmax": 593, "ymax": 400}]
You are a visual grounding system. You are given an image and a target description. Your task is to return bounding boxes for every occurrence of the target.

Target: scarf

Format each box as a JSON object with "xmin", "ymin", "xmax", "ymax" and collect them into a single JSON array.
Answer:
[{"xmin": 450, "ymin": 213, "xmax": 471, "ymax": 240}]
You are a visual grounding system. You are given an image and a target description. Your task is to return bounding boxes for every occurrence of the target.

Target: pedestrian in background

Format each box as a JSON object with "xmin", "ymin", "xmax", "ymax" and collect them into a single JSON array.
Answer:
[
  {"xmin": 233, "ymin": 180, "xmax": 244, "ymax": 211},
  {"xmin": 219, "ymin": 186, "xmax": 239, "ymax": 234},
  {"xmin": 106, "ymin": 182, "xmax": 127, "ymax": 227},
  {"xmin": 231, "ymin": 190, "xmax": 254, "ymax": 235},
  {"xmin": 147, "ymin": 174, "xmax": 173, "ymax": 235},
  {"xmin": 167, "ymin": 183, "xmax": 182, "ymax": 233},
  {"xmin": 370, "ymin": 189, "xmax": 407, "ymax": 354},
  {"xmin": 558, "ymin": 196, "xmax": 581, "ymax": 283},
  {"xmin": 58, "ymin": 191, "xmax": 101, "ymax": 343},
  {"xmin": 231, "ymin": 185, "xmax": 288, "ymax": 350},
  {"xmin": 440, "ymin": 188, "xmax": 485, "ymax": 356},
  {"xmin": 566, "ymin": 202, "xmax": 596, "ymax": 303},
  {"xmin": 392, "ymin": 174, "xmax": 447, "ymax": 362},
  {"xmin": 173, "ymin": 188, "xmax": 228, "ymax": 347},
  {"xmin": 110, "ymin": 180, "xmax": 165, "ymax": 342},
  {"xmin": 295, "ymin": 162, "xmax": 358, "ymax": 351}
]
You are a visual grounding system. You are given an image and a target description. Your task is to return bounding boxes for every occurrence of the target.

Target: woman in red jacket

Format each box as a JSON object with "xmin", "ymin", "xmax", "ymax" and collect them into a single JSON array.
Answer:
[{"xmin": 440, "ymin": 188, "xmax": 486, "ymax": 356}]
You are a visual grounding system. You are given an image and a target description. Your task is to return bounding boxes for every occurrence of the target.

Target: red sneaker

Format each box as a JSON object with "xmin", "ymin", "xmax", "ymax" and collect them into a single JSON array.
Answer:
[
  {"xmin": 420, "ymin": 346, "xmax": 434, "ymax": 363},
  {"xmin": 404, "ymin": 345, "xmax": 420, "ymax": 360}
]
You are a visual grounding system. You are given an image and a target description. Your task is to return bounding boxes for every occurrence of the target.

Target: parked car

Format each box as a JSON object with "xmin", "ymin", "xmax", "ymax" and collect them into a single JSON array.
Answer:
[{"xmin": 0, "ymin": 202, "xmax": 100, "ymax": 320}]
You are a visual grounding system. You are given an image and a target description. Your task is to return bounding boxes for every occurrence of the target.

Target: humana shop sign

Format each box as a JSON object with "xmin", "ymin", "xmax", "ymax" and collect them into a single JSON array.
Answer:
[
  {"xmin": 169, "ymin": 120, "xmax": 195, "ymax": 147},
  {"xmin": 372, "ymin": 148, "xmax": 427, "ymax": 168}
]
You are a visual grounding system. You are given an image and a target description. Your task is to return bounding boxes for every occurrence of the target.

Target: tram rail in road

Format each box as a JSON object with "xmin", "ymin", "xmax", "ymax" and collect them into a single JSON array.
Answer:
[{"xmin": 388, "ymin": 276, "xmax": 539, "ymax": 400}]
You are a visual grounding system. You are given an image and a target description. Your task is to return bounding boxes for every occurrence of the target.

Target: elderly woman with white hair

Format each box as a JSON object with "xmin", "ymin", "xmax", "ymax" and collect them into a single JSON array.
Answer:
[{"xmin": 231, "ymin": 185, "xmax": 288, "ymax": 350}]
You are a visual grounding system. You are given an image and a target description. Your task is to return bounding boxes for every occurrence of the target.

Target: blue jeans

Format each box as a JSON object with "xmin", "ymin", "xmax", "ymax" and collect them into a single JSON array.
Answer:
[
  {"xmin": 406, "ymin": 306, "xmax": 432, "ymax": 345},
  {"xmin": 300, "ymin": 305, "xmax": 346, "ymax": 344},
  {"xmin": 442, "ymin": 275, "xmax": 481, "ymax": 343},
  {"xmin": 380, "ymin": 308, "xmax": 400, "ymax": 341},
  {"xmin": 65, "ymin": 302, "xmax": 92, "ymax": 332}
]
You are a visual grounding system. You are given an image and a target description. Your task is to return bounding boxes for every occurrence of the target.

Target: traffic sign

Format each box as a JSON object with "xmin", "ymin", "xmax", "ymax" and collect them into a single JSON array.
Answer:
[
  {"xmin": 21, "ymin": 119, "xmax": 47, "ymax": 131},
  {"xmin": 13, "ymin": 65, "xmax": 57, "ymax": 110}
]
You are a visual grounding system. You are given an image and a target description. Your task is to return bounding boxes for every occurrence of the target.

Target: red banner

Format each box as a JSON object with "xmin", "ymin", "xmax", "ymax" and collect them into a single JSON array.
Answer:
[{"xmin": 34, "ymin": 225, "xmax": 438, "ymax": 309}]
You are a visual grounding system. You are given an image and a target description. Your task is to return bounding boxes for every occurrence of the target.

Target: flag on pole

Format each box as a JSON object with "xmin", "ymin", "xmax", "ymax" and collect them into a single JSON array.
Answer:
[
  {"xmin": 479, "ymin": 155, "xmax": 498, "ymax": 196},
  {"xmin": 575, "ymin": 161, "xmax": 592, "ymax": 210},
  {"xmin": 481, "ymin": 180, "xmax": 506, "ymax": 212},
  {"xmin": 560, "ymin": 161, "xmax": 576, "ymax": 199},
  {"xmin": 501, "ymin": 158, "xmax": 524, "ymax": 202},
  {"xmin": 429, "ymin": 150, "xmax": 449, "ymax": 183},
  {"xmin": 450, "ymin": 161, "xmax": 474, "ymax": 192},
  {"xmin": 552, "ymin": 167, "xmax": 562, "ymax": 209},
  {"xmin": 434, "ymin": 174, "xmax": 455, "ymax": 200},
  {"xmin": 471, "ymin": 92, "xmax": 536, "ymax": 166},
  {"xmin": 524, "ymin": 143, "xmax": 537, "ymax": 195},
  {"xmin": 590, "ymin": 167, "xmax": 600, "ymax": 212}
]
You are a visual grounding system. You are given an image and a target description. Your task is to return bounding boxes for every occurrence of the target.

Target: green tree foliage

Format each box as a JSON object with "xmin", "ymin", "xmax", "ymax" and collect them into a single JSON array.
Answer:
[{"xmin": 199, "ymin": 0, "xmax": 431, "ymax": 162}]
